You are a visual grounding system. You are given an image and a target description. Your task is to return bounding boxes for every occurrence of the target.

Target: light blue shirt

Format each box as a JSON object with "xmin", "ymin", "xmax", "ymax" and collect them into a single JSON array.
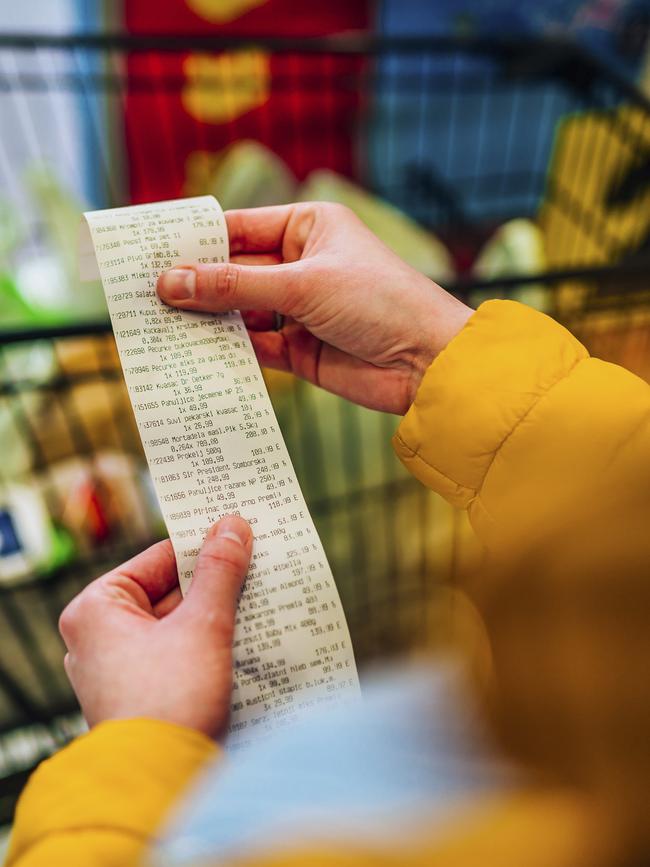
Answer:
[{"xmin": 153, "ymin": 662, "xmax": 511, "ymax": 866}]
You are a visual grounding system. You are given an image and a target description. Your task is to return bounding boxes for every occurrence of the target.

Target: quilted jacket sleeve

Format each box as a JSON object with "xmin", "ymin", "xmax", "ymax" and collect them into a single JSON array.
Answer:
[
  {"xmin": 5, "ymin": 719, "xmax": 217, "ymax": 867},
  {"xmin": 393, "ymin": 300, "xmax": 650, "ymax": 551}
]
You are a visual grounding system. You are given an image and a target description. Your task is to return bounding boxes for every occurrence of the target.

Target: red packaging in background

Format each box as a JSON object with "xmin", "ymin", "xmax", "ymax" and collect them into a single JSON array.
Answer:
[{"xmin": 123, "ymin": 0, "xmax": 370, "ymax": 204}]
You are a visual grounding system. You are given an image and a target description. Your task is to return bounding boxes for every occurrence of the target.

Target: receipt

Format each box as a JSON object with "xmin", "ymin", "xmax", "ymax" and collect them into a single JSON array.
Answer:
[{"xmin": 80, "ymin": 196, "xmax": 359, "ymax": 746}]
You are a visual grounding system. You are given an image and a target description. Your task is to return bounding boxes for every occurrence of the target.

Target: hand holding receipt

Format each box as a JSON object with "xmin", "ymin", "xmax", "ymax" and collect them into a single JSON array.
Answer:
[{"xmin": 77, "ymin": 196, "xmax": 359, "ymax": 746}]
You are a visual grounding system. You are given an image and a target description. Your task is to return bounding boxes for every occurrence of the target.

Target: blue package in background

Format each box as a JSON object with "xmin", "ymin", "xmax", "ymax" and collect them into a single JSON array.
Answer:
[
  {"xmin": 369, "ymin": 0, "xmax": 649, "ymax": 231},
  {"xmin": 0, "ymin": 510, "xmax": 22, "ymax": 558}
]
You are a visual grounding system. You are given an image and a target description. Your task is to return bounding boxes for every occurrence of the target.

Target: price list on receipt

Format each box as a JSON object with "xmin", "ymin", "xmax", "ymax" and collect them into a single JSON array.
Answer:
[{"xmin": 79, "ymin": 196, "xmax": 359, "ymax": 746}]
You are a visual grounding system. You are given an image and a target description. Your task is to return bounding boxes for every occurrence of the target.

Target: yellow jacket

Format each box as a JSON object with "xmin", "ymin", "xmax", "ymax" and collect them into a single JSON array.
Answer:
[{"xmin": 6, "ymin": 301, "xmax": 650, "ymax": 867}]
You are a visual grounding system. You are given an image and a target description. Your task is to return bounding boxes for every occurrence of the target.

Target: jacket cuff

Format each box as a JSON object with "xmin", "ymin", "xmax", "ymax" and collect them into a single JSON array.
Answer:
[
  {"xmin": 7, "ymin": 719, "xmax": 217, "ymax": 863},
  {"xmin": 392, "ymin": 300, "xmax": 588, "ymax": 510}
]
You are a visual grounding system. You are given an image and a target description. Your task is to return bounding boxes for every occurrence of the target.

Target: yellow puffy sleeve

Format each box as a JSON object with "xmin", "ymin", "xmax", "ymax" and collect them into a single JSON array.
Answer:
[
  {"xmin": 393, "ymin": 300, "xmax": 650, "ymax": 551},
  {"xmin": 6, "ymin": 719, "xmax": 217, "ymax": 867}
]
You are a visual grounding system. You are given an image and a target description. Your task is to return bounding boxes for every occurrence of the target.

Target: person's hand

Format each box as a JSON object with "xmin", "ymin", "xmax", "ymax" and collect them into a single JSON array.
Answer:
[
  {"xmin": 59, "ymin": 515, "xmax": 252, "ymax": 739},
  {"xmin": 157, "ymin": 203, "xmax": 472, "ymax": 414}
]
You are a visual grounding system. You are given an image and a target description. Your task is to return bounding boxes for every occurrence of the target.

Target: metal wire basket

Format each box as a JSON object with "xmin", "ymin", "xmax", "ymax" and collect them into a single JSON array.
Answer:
[{"xmin": 0, "ymin": 31, "xmax": 649, "ymax": 823}]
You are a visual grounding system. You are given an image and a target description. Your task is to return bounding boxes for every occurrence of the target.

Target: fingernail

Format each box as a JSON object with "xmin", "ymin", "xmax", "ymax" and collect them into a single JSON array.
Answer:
[
  {"xmin": 158, "ymin": 268, "xmax": 196, "ymax": 301},
  {"xmin": 215, "ymin": 516, "xmax": 250, "ymax": 546}
]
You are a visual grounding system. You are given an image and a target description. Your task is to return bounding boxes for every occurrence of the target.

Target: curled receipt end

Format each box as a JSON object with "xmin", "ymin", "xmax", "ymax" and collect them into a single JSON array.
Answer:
[{"xmin": 79, "ymin": 195, "xmax": 359, "ymax": 747}]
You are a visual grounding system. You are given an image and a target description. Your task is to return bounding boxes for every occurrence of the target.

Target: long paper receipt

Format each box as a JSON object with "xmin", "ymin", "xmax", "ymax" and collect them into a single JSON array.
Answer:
[{"xmin": 80, "ymin": 196, "xmax": 359, "ymax": 747}]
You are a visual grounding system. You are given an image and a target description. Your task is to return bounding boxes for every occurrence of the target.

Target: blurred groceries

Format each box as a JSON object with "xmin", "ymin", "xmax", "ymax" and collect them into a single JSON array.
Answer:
[
  {"xmin": 0, "ymin": 331, "xmax": 164, "ymax": 588},
  {"xmin": 0, "ymin": 168, "xmax": 107, "ymax": 330},
  {"xmin": 0, "ymin": 452, "xmax": 163, "ymax": 588},
  {"xmin": 186, "ymin": 140, "xmax": 296, "ymax": 211},
  {"xmin": 0, "ymin": 484, "xmax": 69, "ymax": 586},
  {"xmin": 187, "ymin": 138, "xmax": 558, "ymax": 291}
]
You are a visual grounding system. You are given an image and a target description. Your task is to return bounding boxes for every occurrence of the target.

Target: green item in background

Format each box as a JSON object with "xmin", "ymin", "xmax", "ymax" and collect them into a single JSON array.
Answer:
[
  {"xmin": 1, "ymin": 168, "xmax": 107, "ymax": 331},
  {"xmin": 26, "ymin": 166, "xmax": 82, "ymax": 280},
  {"xmin": 0, "ymin": 483, "xmax": 76, "ymax": 587},
  {"xmin": 198, "ymin": 140, "xmax": 297, "ymax": 211},
  {"xmin": 0, "ymin": 270, "xmax": 35, "ymax": 328},
  {"xmin": 471, "ymin": 217, "xmax": 550, "ymax": 312},
  {"xmin": 40, "ymin": 524, "xmax": 77, "ymax": 578},
  {"xmin": 0, "ymin": 200, "xmax": 33, "ymax": 328},
  {"xmin": 20, "ymin": 167, "xmax": 107, "ymax": 322},
  {"xmin": 298, "ymin": 169, "xmax": 456, "ymax": 283},
  {"xmin": 0, "ymin": 198, "xmax": 21, "ymax": 264}
]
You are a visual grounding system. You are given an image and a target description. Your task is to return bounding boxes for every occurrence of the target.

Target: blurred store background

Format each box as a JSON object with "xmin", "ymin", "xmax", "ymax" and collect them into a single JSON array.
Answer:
[{"xmin": 0, "ymin": 0, "xmax": 649, "ymax": 848}]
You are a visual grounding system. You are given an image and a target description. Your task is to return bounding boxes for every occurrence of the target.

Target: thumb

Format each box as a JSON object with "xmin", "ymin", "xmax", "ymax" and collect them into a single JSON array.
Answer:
[
  {"xmin": 157, "ymin": 262, "xmax": 300, "ymax": 314},
  {"xmin": 177, "ymin": 515, "xmax": 252, "ymax": 635}
]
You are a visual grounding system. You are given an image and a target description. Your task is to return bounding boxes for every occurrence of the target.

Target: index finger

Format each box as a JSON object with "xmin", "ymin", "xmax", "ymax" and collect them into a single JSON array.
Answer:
[
  {"xmin": 112, "ymin": 538, "xmax": 179, "ymax": 605},
  {"xmin": 226, "ymin": 205, "xmax": 295, "ymax": 255}
]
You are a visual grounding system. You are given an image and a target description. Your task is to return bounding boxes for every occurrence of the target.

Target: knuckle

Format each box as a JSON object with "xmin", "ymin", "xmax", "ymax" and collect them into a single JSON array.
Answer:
[
  {"xmin": 280, "ymin": 261, "xmax": 306, "ymax": 312},
  {"xmin": 206, "ymin": 605, "xmax": 237, "ymax": 638},
  {"xmin": 317, "ymin": 201, "xmax": 352, "ymax": 221},
  {"xmin": 224, "ymin": 210, "xmax": 244, "ymax": 250},
  {"xmin": 58, "ymin": 596, "xmax": 82, "ymax": 643},
  {"xmin": 205, "ymin": 262, "xmax": 240, "ymax": 307},
  {"xmin": 297, "ymin": 259, "xmax": 327, "ymax": 284},
  {"xmin": 58, "ymin": 585, "xmax": 101, "ymax": 643},
  {"xmin": 201, "ymin": 542, "xmax": 249, "ymax": 577}
]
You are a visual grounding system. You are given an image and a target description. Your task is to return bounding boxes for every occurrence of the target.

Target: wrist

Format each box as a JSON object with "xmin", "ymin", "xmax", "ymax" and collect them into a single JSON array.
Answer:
[{"xmin": 407, "ymin": 291, "xmax": 473, "ymax": 405}]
